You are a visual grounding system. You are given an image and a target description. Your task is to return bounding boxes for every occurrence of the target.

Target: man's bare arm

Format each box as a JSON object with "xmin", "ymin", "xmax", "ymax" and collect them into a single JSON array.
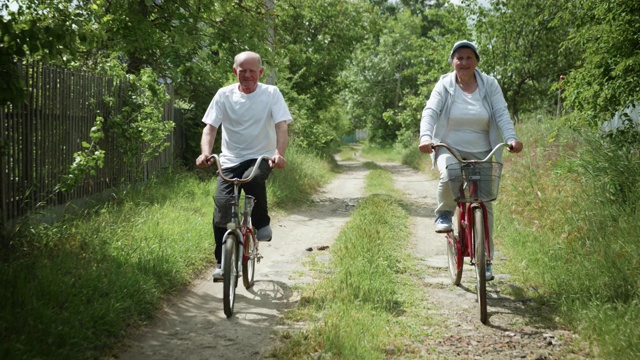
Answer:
[
  {"xmin": 196, "ymin": 124, "xmax": 218, "ymax": 168},
  {"xmin": 272, "ymin": 121, "xmax": 289, "ymax": 168}
]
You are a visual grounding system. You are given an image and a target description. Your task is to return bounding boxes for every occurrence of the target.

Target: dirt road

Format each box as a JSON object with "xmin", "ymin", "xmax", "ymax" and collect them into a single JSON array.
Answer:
[{"xmin": 116, "ymin": 156, "xmax": 591, "ymax": 359}]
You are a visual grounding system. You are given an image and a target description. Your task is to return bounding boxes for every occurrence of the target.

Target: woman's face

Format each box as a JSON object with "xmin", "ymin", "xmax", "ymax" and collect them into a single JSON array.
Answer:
[{"xmin": 451, "ymin": 47, "xmax": 478, "ymax": 79}]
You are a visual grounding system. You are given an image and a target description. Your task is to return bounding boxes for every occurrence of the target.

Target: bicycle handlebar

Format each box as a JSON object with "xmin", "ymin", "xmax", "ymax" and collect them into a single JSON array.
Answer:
[
  {"xmin": 431, "ymin": 143, "xmax": 511, "ymax": 163},
  {"xmin": 207, "ymin": 154, "xmax": 272, "ymax": 184}
]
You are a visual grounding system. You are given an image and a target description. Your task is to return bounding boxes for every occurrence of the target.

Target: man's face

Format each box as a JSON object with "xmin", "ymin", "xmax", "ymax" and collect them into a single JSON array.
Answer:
[{"xmin": 233, "ymin": 56, "xmax": 263, "ymax": 93}]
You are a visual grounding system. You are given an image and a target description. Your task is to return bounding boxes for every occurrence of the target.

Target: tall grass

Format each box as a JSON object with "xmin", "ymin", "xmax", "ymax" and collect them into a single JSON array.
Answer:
[
  {"xmin": 496, "ymin": 116, "xmax": 640, "ymax": 359},
  {"xmin": 270, "ymin": 165, "xmax": 434, "ymax": 358},
  {"xmin": 0, "ymin": 148, "xmax": 333, "ymax": 360},
  {"xmin": 268, "ymin": 145, "xmax": 336, "ymax": 209}
]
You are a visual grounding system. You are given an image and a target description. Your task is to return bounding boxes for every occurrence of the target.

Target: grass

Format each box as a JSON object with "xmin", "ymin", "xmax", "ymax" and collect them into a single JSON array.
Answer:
[
  {"xmin": 269, "ymin": 163, "xmax": 435, "ymax": 359},
  {"xmin": 0, "ymin": 146, "xmax": 333, "ymax": 360},
  {"xmin": 495, "ymin": 116, "xmax": 640, "ymax": 359}
]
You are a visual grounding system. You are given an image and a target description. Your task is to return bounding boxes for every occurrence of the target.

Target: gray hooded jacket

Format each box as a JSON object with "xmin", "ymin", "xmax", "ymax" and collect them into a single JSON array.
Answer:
[{"xmin": 419, "ymin": 69, "xmax": 517, "ymax": 164}]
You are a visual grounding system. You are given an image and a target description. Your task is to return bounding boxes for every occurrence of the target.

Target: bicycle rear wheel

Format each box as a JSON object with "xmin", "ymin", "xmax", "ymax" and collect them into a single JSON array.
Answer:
[
  {"xmin": 223, "ymin": 234, "xmax": 238, "ymax": 318},
  {"xmin": 446, "ymin": 208, "xmax": 463, "ymax": 285},
  {"xmin": 242, "ymin": 229, "xmax": 256, "ymax": 289},
  {"xmin": 473, "ymin": 207, "xmax": 488, "ymax": 324}
]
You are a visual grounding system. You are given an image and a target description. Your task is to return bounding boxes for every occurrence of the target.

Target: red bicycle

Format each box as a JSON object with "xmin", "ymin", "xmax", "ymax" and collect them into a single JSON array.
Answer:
[{"xmin": 432, "ymin": 143, "xmax": 509, "ymax": 324}]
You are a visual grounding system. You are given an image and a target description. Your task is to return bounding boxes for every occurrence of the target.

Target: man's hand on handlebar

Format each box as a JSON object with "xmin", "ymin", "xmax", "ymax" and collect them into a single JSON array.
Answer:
[
  {"xmin": 270, "ymin": 154, "xmax": 286, "ymax": 169},
  {"xmin": 196, "ymin": 154, "xmax": 213, "ymax": 168}
]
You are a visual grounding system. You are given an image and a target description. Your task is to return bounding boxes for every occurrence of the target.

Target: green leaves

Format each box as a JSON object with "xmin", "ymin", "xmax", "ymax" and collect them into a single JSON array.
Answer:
[
  {"xmin": 558, "ymin": 0, "xmax": 640, "ymax": 133},
  {"xmin": 57, "ymin": 117, "xmax": 106, "ymax": 193}
]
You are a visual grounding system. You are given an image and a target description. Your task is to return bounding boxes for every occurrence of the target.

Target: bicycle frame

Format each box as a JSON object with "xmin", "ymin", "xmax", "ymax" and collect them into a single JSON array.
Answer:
[
  {"xmin": 435, "ymin": 142, "xmax": 506, "ymax": 261},
  {"xmin": 208, "ymin": 154, "xmax": 271, "ymax": 317},
  {"xmin": 433, "ymin": 142, "xmax": 509, "ymax": 324}
]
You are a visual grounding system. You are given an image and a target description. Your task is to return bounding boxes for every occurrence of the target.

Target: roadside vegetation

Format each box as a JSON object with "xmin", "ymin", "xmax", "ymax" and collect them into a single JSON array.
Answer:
[
  {"xmin": 0, "ymin": 146, "xmax": 333, "ymax": 360},
  {"xmin": 496, "ymin": 116, "xmax": 640, "ymax": 359},
  {"xmin": 270, "ymin": 162, "xmax": 435, "ymax": 359}
]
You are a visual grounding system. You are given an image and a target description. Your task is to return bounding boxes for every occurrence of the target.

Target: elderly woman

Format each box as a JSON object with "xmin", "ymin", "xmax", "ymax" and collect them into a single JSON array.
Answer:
[{"xmin": 418, "ymin": 40, "xmax": 524, "ymax": 280}]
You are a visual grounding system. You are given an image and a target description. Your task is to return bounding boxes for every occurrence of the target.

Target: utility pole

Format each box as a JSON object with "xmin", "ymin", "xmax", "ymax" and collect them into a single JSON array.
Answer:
[{"xmin": 265, "ymin": 0, "xmax": 276, "ymax": 85}]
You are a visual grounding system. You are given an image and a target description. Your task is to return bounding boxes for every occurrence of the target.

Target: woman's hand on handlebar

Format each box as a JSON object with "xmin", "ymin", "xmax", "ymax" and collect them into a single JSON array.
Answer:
[
  {"xmin": 196, "ymin": 154, "xmax": 213, "ymax": 168},
  {"xmin": 418, "ymin": 141, "xmax": 434, "ymax": 154},
  {"xmin": 508, "ymin": 140, "xmax": 524, "ymax": 153}
]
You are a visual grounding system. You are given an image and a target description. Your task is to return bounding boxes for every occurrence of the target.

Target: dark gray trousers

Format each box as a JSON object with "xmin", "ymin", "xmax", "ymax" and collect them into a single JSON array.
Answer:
[{"xmin": 212, "ymin": 158, "xmax": 272, "ymax": 264}]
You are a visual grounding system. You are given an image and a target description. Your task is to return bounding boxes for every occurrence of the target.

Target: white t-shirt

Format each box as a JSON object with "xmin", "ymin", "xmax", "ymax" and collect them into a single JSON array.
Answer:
[
  {"xmin": 442, "ymin": 85, "xmax": 491, "ymax": 152},
  {"xmin": 202, "ymin": 83, "xmax": 293, "ymax": 167}
]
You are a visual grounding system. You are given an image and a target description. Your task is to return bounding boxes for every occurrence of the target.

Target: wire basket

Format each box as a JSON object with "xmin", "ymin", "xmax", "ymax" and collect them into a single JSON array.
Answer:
[{"xmin": 445, "ymin": 162, "xmax": 503, "ymax": 203}]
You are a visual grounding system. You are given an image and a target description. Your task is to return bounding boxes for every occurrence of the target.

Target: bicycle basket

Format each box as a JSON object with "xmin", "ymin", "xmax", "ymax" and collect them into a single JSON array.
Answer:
[{"xmin": 445, "ymin": 162, "xmax": 503, "ymax": 203}]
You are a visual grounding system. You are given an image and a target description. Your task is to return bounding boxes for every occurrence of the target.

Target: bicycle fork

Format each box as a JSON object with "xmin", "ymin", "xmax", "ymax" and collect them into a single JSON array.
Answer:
[{"xmin": 463, "ymin": 204, "xmax": 492, "ymax": 267}]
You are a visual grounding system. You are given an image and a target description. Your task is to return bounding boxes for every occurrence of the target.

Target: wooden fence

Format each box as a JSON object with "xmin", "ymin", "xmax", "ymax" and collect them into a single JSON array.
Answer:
[{"xmin": 0, "ymin": 62, "xmax": 178, "ymax": 228}]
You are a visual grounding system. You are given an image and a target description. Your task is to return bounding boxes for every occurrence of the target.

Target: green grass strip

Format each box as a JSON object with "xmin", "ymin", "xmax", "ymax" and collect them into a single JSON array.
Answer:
[{"xmin": 271, "ymin": 166, "xmax": 435, "ymax": 359}]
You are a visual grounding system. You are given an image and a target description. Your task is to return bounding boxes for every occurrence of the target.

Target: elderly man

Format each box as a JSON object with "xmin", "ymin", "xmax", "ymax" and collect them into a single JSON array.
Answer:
[{"xmin": 196, "ymin": 51, "xmax": 292, "ymax": 280}]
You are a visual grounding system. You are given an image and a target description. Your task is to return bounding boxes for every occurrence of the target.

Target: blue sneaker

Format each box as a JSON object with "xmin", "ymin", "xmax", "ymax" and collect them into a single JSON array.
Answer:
[
  {"xmin": 486, "ymin": 265, "xmax": 495, "ymax": 281},
  {"xmin": 434, "ymin": 212, "xmax": 453, "ymax": 233}
]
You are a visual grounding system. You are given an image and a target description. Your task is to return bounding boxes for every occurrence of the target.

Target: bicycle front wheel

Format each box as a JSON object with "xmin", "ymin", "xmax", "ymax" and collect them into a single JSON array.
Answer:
[
  {"xmin": 242, "ymin": 229, "xmax": 256, "ymax": 289},
  {"xmin": 223, "ymin": 234, "xmax": 238, "ymax": 318},
  {"xmin": 473, "ymin": 207, "xmax": 488, "ymax": 324}
]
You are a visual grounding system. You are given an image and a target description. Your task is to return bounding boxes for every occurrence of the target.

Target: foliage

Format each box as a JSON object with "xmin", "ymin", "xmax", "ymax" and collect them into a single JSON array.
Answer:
[
  {"xmin": 272, "ymin": 0, "xmax": 372, "ymax": 153},
  {"xmin": 467, "ymin": 0, "xmax": 576, "ymax": 119},
  {"xmin": 497, "ymin": 118, "xmax": 640, "ymax": 359},
  {"xmin": 0, "ymin": 0, "xmax": 88, "ymax": 105},
  {"xmin": 107, "ymin": 68, "xmax": 173, "ymax": 172},
  {"xmin": 341, "ymin": 3, "xmax": 468, "ymax": 146},
  {"xmin": 557, "ymin": 0, "xmax": 640, "ymax": 130},
  {"xmin": 57, "ymin": 117, "xmax": 106, "ymax": 193}
]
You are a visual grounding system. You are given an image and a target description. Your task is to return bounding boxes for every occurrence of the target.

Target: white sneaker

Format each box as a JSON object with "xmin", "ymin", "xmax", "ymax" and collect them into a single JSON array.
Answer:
[
  {"xmin": 434, "ymin": 212, "xmax": 453, "ymax": 233},
  {"xmin": 212, "ymin": 265, "xmax": 223, "ymax": 282}
]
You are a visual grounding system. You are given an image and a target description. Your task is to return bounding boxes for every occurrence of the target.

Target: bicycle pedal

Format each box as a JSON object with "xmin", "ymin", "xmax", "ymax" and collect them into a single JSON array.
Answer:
[{"xmin": 257, "ymin": 254, "xmax": 263, "ymax": 263}]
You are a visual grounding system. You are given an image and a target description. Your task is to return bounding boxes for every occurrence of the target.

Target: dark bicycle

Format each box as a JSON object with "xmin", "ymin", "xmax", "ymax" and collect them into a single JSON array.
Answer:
[{"xmin": 208, "ymin": 154, "xmax": 270, "ymax": 318}]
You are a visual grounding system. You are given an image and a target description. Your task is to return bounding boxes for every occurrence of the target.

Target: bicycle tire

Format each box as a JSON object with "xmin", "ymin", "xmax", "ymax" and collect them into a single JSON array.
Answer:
[
  {"xmin": 473, "ymin": 207, "xmax": 488, "ymax": 324},
  {"xmin": 223, "ymin": 234, "xmax": 238, "ymax": 318},
  {"xmin": 446, "ymin": 207, "xmax": 463, "ymax": 285},
  {"xmin": 242, "ymin": 229, "xmax": 256, "ymax": 289}
]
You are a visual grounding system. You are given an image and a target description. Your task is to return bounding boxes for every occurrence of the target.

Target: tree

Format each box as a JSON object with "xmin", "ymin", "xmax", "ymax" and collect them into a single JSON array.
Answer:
[
  {"xmin": 272, "ymin": 0, "xmax": 372, "ymax": 152},
  {"xmin": 340, "ymin": 2, "xmax": 468, "ymax": 146},
  {"xmin": 557, "ymin": 0, "xmax": 640, "ymax": 130},
  {"xmin": 468, "ymin": 0, "xmax": 576, "ymax": 119},
  {"xmin": 0, "ymin": 0, "xmax": 87, "ymax": 105}
]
